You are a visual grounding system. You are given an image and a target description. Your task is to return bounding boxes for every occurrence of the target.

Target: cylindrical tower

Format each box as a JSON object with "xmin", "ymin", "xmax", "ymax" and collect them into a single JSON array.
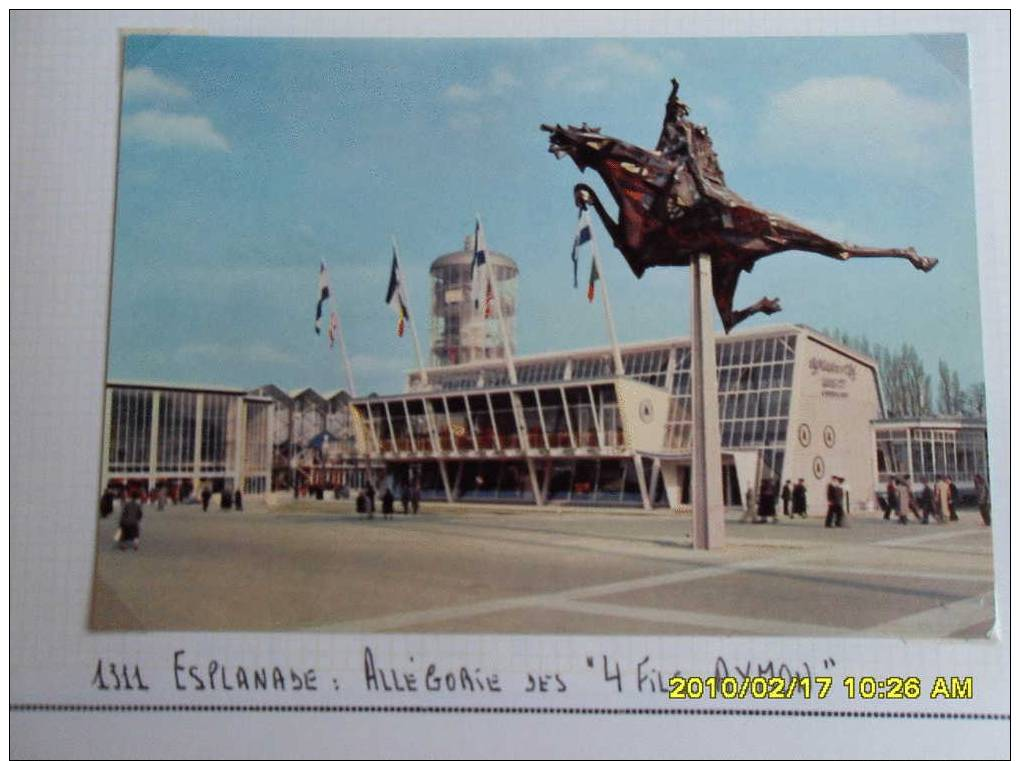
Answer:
[{"xmin": 429, "ymin": 234, "xmax": 518, "ymax": 366}]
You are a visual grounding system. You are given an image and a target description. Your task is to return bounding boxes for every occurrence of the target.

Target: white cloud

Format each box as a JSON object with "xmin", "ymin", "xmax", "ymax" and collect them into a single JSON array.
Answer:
[
  {"xmin": 443, "ymin": 83, "xmax": 482, "ymax": 101},
  {"xmin": 122, "ymin": 66, "xmax": 190, "ymax": 100},
  {"xmin": 546, "ymin": 41, "xmax": 665, "ymax": 94},
  {"xmin": 443, "ymin": 65, "xmax": 520, "ymax": 102},
  {"xmin": 588, "ymin": 42, "xmax": 661, "ymax": 75},
  {"xmin": 758, "ymin": 76, "xmax": 961, "ymax": 170},
  {"xmin": 122, "ymin": 109, "xmax": 230, "ymax": 152}
]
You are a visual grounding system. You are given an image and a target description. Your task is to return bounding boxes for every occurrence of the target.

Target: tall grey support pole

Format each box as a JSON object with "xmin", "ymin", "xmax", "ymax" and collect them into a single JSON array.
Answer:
[
  {"xmin": 334, "ymin": 309, "xmax": 357, "ymax": 397},
  {"xmin": 690, "ymin": 253, "xmax": 725, "ymax": 549}
]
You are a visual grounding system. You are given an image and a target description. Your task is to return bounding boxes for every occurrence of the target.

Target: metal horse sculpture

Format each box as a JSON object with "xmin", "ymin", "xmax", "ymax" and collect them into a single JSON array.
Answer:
[{"xmin": 542, "ymin": 79, "xmax": 937, "ymax": 332}]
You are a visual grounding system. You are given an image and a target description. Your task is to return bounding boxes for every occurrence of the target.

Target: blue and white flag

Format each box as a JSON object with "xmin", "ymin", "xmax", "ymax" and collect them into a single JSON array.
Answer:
[
  {"xmin": 314, "ymin": 261, "xmax": 331, "ymax": 334},
  {"xmin": 470, "ymin": 218, "xmax": 489, "ymax": 312},
  {"xmin": 571, "ymin": 215, "xmax": 592, "ymax": 289}
]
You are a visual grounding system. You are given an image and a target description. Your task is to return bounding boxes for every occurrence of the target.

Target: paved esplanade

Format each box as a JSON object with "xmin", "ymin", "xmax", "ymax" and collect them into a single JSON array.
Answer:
[{"xmin": 91, "ymin": 502, "xmax": 994, "ymax": 637}]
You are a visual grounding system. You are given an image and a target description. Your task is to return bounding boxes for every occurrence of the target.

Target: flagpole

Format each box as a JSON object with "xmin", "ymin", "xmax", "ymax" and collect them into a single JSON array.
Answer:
[
  {"xmin": 586, "ymin": 210, "xmax": 625, "ymax": 376},
  {"xmin": 333, "ymin": 309, "xmax": 357, "ymax": 396},
  {"xmin": 476, "ymin": 214, "xmax": 518, "ymax": 385},
  {"xmin": 391, "ymin": 236, "xmax": 429, "ymax": 387}
]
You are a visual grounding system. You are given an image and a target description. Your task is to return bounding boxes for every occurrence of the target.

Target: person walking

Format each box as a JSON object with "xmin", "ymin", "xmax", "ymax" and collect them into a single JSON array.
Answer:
[
  {"xmin": 99, "ymin": 486, "xmax": 115, "ymax": 519},
  {"xmin": 117, "ymin": 490, "xmax": 143, "ymax": 551},
  {"xmin": 897, "ymin": 477, "xmax": 919, "ymax": 523},
  {"xmin": 781, "ymin": 480, "xmax": 792, "ymax": 518},
  {"xmin": 974, "ymin": 473, "xmax": 990, "ymax": 526},
  {"xmin": 381, "ymin": 487, "xmax": 395, "ymax": 520},
  {"xmin": 400, "ymin": 482, "xmax": 410, "ymax": 515},
  {"xmin": 366, "ymin": 481, "xmax": 376, "ymax": 517},
  {"xmin": 757, "ymin": 479, "xmax": 777, "ymax": 524},
  {"xmin": 883, "ymin": 479, "xmax": 898, "ymax": 520},
  {"xmin": 741, "ymin": 485, "xmax": 757, "ymax": 523},
  {"xmin": 947, "ymin": 477, "xmax": 959, "ymax": 522},
  {"xmin": 234, "ymin": 488, "xmax": 243, "ymax": 512},
  {"xmin": 933, "ymin": 476, "xmax": 949, "ymax": 523},
  {"xmin": 411, "ymin": 480, "xmax": 421, "ymax": 515},
  {"xmin": 918, "ymin": 478, "xmax": 936, "ymax": 524},
  {"xmin": 200, "ymin": 484, "xmax": 212, "ymax": 512},
  {"xmin": 825, "ymin": 475, "xmax": 844, "ymax": 528},
  {"xmin": 792, "ymin": 478, "xmax": 808, "ymax": 518}
]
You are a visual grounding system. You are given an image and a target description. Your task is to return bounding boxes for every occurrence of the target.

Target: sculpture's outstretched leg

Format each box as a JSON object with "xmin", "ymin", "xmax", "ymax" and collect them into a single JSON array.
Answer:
[
  {"xmin": 711, "ymin": 259, "xmax": 781, "ymax": 333},
  {"xmin": 770, "ymin": 218, "xmax": 938, "ymax": 272}
]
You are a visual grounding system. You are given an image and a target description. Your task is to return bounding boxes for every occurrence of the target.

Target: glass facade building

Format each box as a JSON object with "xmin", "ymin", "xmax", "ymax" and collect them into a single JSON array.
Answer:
[
  {"xmin": 356, "ymin": 324, "xmax": 879, "ymax": 512},
  {"xmin": 102, "ymin": 382, "xmax": 273, "ymax": 497}
]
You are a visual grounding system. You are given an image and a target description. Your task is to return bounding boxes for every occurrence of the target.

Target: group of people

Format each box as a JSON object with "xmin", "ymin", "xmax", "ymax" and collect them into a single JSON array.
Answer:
[
  {"xmin": 743, "ymin": 478, "xmax": 809, "ymax": 524},
  {"xmin": 99, "ymin": 481, "xmax": 246, "ymax": 552},
  {"xmin": 200, "ymin": 485, "xmax": 244, "ymax": 512},
  {"xmin": 355, "ymin": 480, "xmax": 422, "ymax": 520},
  {"xmin": 742, "ymin": 471, "xmax": 991, "ymax": 528},
  {"xmin": 881, "ymin": 473, "xmax": 989, "ymax": 526}
]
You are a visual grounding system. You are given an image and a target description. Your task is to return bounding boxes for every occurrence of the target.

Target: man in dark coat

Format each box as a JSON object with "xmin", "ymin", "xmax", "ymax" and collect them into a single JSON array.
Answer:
[
  {"xmin": 781, "ymin": 480, "xmax": 792, "ymax": 517},
  {"xmin": 756, "ymin": 479, "xmax": 777, "ymax": 523},
  {"xmin": 411, "ymin": 481, "xmax": 421, "ymax": 515},
  {"xmin": 118, "ymin": 492, "xmax": 143, "ymax": 550},
  {"xmin": 792, "ymin": 479, "xmax": 807, "ymax": 518},
  {"xmin": 365, "ymin": 481, "xmax": 376, "ymax": 516},
  {"xmin": 825, "ymin": 476, "xmax": 844, "ymax": 528},
  {"xmin": 200, "ymin": 485, "xmax": 212, "ymax": 512},
  {"xmin": 381, "ymin": 487, "xmax": 395, "ymax": 520},
  {"xmin": 234, "ymin": 489, "xmax": 243, "ymax": 511},
  {"xmin": 99, "ymin": 487, "xmax": 114, "ymax": 519},
  {"xmin": 947, "ymin": 477, "xmax": 959, "ymax": 521},
  {"xmin": 883, "ymin": 480, "xmax": 898, "ymax": 520},
  {"xmin": 400, "ymin": 482, "xmax": 410, "ymax": 515},
  {"xmin": 918, "ymin": 479, "xmax": 935, "ymax": 524}
]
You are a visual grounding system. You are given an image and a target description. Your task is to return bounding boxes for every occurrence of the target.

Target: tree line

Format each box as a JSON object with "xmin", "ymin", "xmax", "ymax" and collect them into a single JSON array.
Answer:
[{"xmin": 822, "ymin": 329, "xmax": 985, "ymax": 419}]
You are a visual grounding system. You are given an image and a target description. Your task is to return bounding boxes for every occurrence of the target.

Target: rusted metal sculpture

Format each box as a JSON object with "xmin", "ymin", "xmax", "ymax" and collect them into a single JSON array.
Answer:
[{"xmin": 542, "ymin": 78, "xmax": 937, "ymax": 332}]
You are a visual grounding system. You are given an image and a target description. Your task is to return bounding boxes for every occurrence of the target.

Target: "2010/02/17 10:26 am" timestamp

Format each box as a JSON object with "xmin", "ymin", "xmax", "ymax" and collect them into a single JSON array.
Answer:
[{"xmin": 667, "ymin": 676, "xmax": 974, "ymax": 701}]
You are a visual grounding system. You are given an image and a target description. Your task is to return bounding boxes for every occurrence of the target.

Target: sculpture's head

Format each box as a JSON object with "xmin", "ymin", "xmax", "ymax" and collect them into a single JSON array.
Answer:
[{"xmin": 540, "ymin": 122, "xmax": 613, "ymax": 171}]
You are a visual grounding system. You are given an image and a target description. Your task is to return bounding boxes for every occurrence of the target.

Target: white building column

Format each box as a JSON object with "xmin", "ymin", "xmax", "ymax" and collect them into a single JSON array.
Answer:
[
  {"xmin": 192, "ymin": 394, "xmax": 204, "ymax": 495},
  {"xmin": 147, "ymin": 391, "xmax": 161, "ymax": 491}
]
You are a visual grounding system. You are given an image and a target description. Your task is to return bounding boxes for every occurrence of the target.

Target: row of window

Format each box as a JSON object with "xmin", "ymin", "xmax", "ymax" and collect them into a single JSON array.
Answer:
[
  {"xmin": 426, "ymin": 334, "xmax": 799, "ymax": 391},
  {"xmin": 106, "ymin": 388, "xmax": 268, "ymax": 476},
  {"xmin": 876, "ymin": 428, "xmax": 988, "ymax": 483}
]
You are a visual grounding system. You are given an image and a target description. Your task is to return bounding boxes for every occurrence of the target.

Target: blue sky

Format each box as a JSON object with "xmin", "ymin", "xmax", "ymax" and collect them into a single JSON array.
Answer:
[{"xmin": 108, "ymin": 34, "xmax": 983, "ymax": 396}]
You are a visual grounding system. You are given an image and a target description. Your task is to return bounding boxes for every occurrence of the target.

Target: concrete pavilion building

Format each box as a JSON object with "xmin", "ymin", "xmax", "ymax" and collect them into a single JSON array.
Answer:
[
  {"xmin": 349, "ymin": 323, "xmax": 892, "ymax": 515},
  {"xmin": 100, "ymin": 380, "xmax": 273, "ymax": 498}
]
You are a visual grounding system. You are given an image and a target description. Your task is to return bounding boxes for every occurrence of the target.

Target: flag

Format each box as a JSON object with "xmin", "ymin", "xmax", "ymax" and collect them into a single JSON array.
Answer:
[
  {"xmin": 571, "ymin": 215, "xmax": 592, "ymax": 288},
  {"xmin": 470, "ymin": 218, "xmax": 488, "ymax": 312},
  {"xmin": 385, "ymin": 250, "xmax": 409, "ymax": 337},
  {"xmin": 587, "ymin": 256, "xmax": 599, "ymax": 303},
  {"xmin": 328, "ymin": 310, "xmax": 338, "ymax": 348},
  {"xmin": 314, "ymin": 261, "xmax": 331, "ymax": 334},
  {"xmin": 484, "ymin": 279, "xmax": 494, "ymax": 318}
]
